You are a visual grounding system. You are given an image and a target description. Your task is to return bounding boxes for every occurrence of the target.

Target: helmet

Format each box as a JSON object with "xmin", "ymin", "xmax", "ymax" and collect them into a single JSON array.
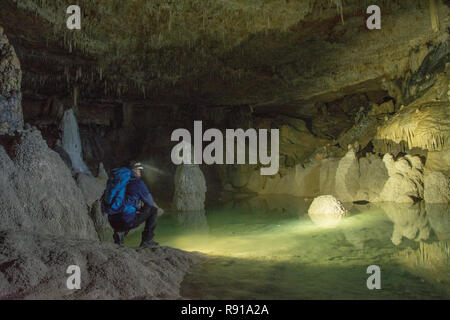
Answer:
[{"xmin": 128, "ymin": 160, "xmax": 144, "ymax": 171}]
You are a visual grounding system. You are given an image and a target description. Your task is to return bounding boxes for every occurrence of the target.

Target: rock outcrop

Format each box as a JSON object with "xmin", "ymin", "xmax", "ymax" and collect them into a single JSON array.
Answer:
[
  {"xmin": 173, "ymin": 164, "xmax": 207, "ymax": 212},
  {"xmin": 0, "ymin": 231, "xmax": 203, "ymax": 299},
  {"xmin": 0, "ymin": 129, "xmax": 97, "ymax": 240},
  {"xmin": 89, "ymin": 200, "xmax": 113, "ymax": 242},
  {"xmin": 376, "ymin": 154, "xmax": 424, "ymax": 203},
  {"xmin": 248, "ymin": 149, "xmax": 426, "ymax": 203},
  {"xmin": 357, "ymin": 154, "xmax": 389, "ymax": 202},
  {"xmin": 424, "ymin": 171, "xmax": 450, "ymax": 203},
  {"xmin": 0, "ymin": 27, "xmax": 23, "ymax": 135},
  {"xmin": 76, "ymin": 173, "xmax": 107, "ymax": 209},
  {"xmin": 76, "ymin": 172, "xmax": 112, "ymax": 240}
]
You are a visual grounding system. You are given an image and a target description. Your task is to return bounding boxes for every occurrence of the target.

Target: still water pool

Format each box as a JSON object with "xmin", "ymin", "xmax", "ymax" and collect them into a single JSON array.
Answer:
[{"xmin": 127, "ymin": 196, "xmax": 449, "ymax": 299}]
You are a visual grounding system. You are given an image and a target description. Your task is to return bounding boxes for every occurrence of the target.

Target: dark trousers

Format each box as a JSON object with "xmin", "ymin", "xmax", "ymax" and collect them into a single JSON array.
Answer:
[{"xmin": 108, "ymin": 205, "xmax": 158, "ymax": 243}]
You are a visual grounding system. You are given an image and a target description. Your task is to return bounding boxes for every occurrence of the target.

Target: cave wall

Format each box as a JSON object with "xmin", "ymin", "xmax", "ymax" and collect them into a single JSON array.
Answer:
[
  {"xmin": 0, "ymin": 26, "xmax": 23, "ymax": 134},
  {"xmin": 0, "ymin": 0, "xmax": 448, "ymax": 204}
]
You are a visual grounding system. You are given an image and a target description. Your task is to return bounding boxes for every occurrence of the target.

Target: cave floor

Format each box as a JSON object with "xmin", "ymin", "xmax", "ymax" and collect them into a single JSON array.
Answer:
[{"xmin": 126, "ymin": 196, "xmax": 450, "ymax": 300}]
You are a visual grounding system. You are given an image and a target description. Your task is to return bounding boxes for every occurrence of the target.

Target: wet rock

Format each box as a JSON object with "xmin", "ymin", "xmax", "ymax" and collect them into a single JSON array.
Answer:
[
  {"xmin": 0, "ymin": 231, "xmax": 203, "ymax": 299},
  {"xmin": 173, "ymin": 164, "xmax": 207, "ymax": 211},
  {"xmin": 0, "ymin": 129, "xmax": 97, "ymax": 240},
  {"xmin": 424, "ymin": 171, "xmax": 450, "ymax": 203},
  {"xmin": 0, "ymin": 30, "xmax": 23, "ymax": 135},
  {"xmin": 308, "ymin": 195, "xmax": 347, "ymax": 228},
  {"xmin": 308, "ymin": 195, "xmax": 347, "ymax": 216}
]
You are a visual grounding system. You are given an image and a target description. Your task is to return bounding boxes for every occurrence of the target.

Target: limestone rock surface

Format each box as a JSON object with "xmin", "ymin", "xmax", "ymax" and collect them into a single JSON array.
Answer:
[
  {"xmin": 76, "ymin": 173, "xmax": 107, "ymax": 208},
  {"xmin": 424, "ymin": 171, "xmax": 450, "ymax": 203},
  {"xmin": 377, "ymin": 154, "xmax": 424, "ymax": 203},
  {"xmin": 308, "ymin": 195, "xmax": 347, "ymax": 228},
  {"xmin": 0, "ymin": 29, "xmax": 23, "ymax": 135},
  {"xmin": 0, "ymin": 129, "xmax": 97, "ymax": 240},
  {"xmin": 335, "ymin": 149, "xmax": 360, "ymax": 202},
  {"xmin": 0, "ymin": 231, "xmax": 203, "ymax": 299}
]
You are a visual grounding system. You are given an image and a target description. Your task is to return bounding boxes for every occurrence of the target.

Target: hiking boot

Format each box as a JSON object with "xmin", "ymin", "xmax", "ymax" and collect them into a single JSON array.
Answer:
[
  {"xmin": 113, "ymin": 232, "xmax": 126, "ymax": 245},
  {"xmin": 140, "ymin": 240, "xmax": 160, "ymax": 248}
]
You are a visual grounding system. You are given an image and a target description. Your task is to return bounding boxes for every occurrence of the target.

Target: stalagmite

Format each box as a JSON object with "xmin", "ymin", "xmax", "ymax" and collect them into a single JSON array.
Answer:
[{"xmin": 60, "ymin": 109, "xmax": 91, "ymax": 174}]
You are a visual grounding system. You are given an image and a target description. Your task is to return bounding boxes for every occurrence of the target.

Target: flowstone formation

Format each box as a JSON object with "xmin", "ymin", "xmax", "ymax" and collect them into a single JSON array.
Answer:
[
  {"xmin": 61, "ymin": 109, "xmax": 91, "ymax": 174},
  {"xmin": 374, "ymin": 102, "xmax": 449, "ymax": 154}
]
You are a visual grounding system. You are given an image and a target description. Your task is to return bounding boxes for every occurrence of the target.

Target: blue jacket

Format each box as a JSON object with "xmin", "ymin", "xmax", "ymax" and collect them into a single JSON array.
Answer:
[{"xmin": 122, "ymin": 171, "xmax": 155, "ymax": 223}]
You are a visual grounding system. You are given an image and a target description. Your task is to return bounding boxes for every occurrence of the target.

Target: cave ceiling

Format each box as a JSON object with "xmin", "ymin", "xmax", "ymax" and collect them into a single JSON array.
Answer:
[{"xmin": 0, "ymin": 0, "xmax": 448, "ymax": 113}]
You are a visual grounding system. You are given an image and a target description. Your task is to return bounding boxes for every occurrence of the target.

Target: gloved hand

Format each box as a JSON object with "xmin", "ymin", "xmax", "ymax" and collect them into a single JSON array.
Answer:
[{"xmin": 157, "ymin": 207, "xmax": 165, "ymax": 217}]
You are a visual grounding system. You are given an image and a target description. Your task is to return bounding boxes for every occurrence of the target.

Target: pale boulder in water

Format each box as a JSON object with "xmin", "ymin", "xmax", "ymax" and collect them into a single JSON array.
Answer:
[{"xmin": 308, "ymin": 195, "xmax": 347, "ymax": 228}]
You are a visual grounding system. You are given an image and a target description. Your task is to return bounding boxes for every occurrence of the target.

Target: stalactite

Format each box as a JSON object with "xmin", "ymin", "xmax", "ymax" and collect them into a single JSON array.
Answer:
[
  {"xmin": 73, "ymin": 86, "xmax": 78, "ymax": 108},
  {"xmin": 330, "ymin": 0, "xmax": 344, "ymax": 25}
]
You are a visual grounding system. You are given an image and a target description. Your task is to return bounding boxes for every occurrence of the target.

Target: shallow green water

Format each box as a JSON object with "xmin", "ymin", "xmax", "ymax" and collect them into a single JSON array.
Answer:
[{"xmin": 127, "ymin": 196, "xmax": 450, "ymax": 300}]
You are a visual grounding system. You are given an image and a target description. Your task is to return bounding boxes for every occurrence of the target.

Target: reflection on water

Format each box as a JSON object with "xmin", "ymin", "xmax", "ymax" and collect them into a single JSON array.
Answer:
[
  {"xmin": 127, "ymin": 197, "xmax": 449, "ymax": 299},
  {"xmin": 380, "ymin": 202, "xmax": 431, "ymax": 245},
  {"xmin": 309, "ymin": 211, "xmax": 344, "ymax": 229},
  {"xmin": 427, "ymin": 203, "xmax": 450, "ymax": 240},
  {"xmin": 176, "ymin": 210, "xmax": 209, "ymax": 233}
]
